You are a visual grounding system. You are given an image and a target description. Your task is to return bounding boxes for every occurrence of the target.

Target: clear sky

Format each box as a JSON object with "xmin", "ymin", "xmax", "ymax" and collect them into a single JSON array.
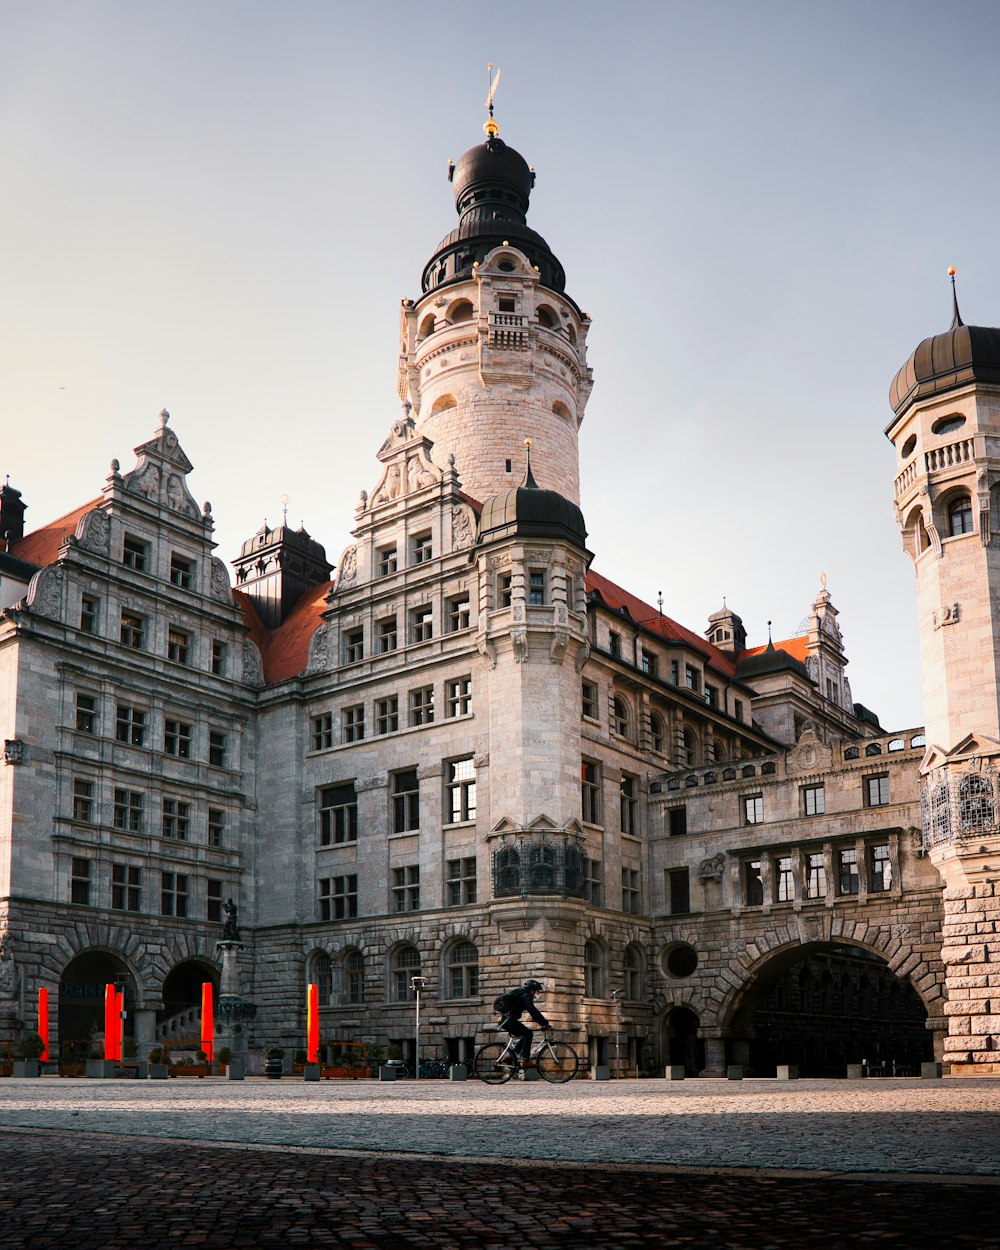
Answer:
[{"xmin": 3, "ymin": 0, "xmax": 999, "ymax": 730}]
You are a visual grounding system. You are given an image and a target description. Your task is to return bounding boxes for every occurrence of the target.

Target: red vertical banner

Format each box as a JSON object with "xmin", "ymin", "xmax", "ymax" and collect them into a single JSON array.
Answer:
[
  {"xmin": 37, "ymin": 987, "xmax": 49, "ymax": 1062},
  {"xmin": 116, "ymin": 989, "xmax": 124, "ymax": 1062},
  {"xmin": 104, "ymin": 984, "xmax": 116, "ymax": 1061},
  {"xmin": 201, "ymin": 982, "xmax": 214, "ymax": 1064},
  {"xmin": 307, "ymin": 982, "xmax": 319, "ymax": 1064}
]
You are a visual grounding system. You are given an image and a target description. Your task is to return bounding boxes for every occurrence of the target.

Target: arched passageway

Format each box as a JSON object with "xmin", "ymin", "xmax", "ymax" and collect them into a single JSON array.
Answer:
[
  {"xmin": 662, "ymin": 1006, "xmax": 704, "ymax": 1076},
  {"xmin": 158, "ymin": 960, "xmax": 219, "ymax": 1044},
  {"xmin": 728, "ymin": 943, "xmax": 932, "ymax": 1077},
  {"xmin": 58, "ymin": 951, "xmax": 137, "ymax": 1062}
]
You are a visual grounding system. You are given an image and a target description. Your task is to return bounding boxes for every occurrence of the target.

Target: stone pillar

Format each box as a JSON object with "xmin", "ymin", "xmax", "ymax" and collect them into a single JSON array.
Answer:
[
  {"xmin": 134, "ymin": 1008, "xmax": 156, "ymax": 1061},
  {"xmin": 216, "ymin": 940, "xmax": 245, "ymax": 1059},
  {"xmin": 701, "ymin": 1032, "xmax": 726, "ymax": 1077}
]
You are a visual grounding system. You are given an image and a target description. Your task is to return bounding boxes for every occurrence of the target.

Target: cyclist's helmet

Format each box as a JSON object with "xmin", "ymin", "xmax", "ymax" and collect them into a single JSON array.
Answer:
[{"xmin": 523, "ymin": 979, "xmax": 544, "ymax": 993}]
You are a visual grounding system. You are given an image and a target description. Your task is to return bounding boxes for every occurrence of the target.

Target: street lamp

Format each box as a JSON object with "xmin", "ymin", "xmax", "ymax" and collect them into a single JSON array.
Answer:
[
  {"xmin": 610, "ymin": 989, "xmax": 624, "ymax": 1078},
  {"xmin": 410, "ymin": 976, "xmax": 427, "ymax": 1079}
]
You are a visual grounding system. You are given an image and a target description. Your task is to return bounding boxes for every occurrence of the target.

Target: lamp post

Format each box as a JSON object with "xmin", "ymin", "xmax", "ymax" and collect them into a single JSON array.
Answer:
[
  {"xmin": 410, "ymin": 976, "xmax": 427, "ymax": 1079},
  {"xmin": 610, "ymin": 989, "xmax": 624, "ymax": 1078}
]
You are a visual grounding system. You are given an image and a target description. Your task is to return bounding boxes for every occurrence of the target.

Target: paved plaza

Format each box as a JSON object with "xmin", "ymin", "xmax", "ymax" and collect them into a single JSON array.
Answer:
[{"xmin": 2, "ymin": 1076, "xmax": 999, "ymax": 1248}]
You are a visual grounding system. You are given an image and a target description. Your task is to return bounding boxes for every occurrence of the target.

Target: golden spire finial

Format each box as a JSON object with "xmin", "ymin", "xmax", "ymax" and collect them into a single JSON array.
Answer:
[{"xmin": 484, "ymin": 63, "xmax": 501, "ymax": 137}]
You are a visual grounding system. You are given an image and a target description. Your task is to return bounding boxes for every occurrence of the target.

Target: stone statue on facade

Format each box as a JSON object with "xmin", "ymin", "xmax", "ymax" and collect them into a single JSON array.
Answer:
[{"xmin": 222, "ymin": 899, "xmax": 240, "ymax": 941}]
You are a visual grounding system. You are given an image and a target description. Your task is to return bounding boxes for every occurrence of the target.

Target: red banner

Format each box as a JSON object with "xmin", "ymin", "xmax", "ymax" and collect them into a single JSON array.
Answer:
[
  {"xmin": 104, "ymin": 984, "xmax": 116, "ymax": 1061},
  {"xmin": 37, "ymin": 987, "xmax": 49, "ymax": 1062},
  {"xmin": 116, "ymin": 988, "xmax": 124, "ymax": 1062},
  {"xmin": 201, "ymin": 982, "xmax": 214, "ymax": 1063},
  {"xmin": 307, "ymin": 982, "xmax": 319, "ymax": 1064}
]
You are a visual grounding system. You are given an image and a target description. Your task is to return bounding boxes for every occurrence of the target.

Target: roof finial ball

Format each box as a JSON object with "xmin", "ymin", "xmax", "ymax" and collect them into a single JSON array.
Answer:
[{"xmin": 948, "ymin": 265, "xmax": 964, "ymax": 330}]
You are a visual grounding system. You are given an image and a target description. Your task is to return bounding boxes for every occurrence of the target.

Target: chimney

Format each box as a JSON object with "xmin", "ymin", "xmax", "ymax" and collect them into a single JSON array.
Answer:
[{"xmin": 0, "ymin": 479, "xmax": 27, "ymax": 545}]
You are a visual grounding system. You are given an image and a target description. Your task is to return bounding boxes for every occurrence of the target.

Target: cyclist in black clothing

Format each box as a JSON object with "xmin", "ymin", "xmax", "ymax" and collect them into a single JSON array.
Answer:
[{"xmin": 499, "ymin": 979, "xmax": 550, "ymax": 1062}]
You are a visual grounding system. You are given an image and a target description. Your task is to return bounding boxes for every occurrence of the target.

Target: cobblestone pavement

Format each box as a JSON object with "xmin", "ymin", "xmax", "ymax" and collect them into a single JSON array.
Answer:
[{"xmin": 2, "ymin": 1078, "xmax": 999, "ymax": 1248}]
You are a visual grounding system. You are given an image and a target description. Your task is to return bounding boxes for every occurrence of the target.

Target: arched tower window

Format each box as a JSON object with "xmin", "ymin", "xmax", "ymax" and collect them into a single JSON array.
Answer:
[
  {"xmin": 417, "ymin": 314, "xmax": 436, "ymax": 341},
  {"xmin": 430, "ymin": 393, "xmax": 457, "ymax": 416},
  {"xmin": 445, "ymin": 940, "xmax": 479, "ymax": 998},
  {"xmin": 948, "ymin": 493, "xmax": 974, "ymax": 536},
  {"xmin": 448, "ymin": 299, "xmax": 474, "ymax": 324},
  {"xmin": 584, "ymin": 940, "xmax": 605, "ymax": 998},
  {"xmin": 537, "ymin": 304, "xmax": 557, "ymax": 328}
]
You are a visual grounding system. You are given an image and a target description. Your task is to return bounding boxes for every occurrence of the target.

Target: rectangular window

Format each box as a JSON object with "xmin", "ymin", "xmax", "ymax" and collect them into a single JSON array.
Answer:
[
  {"xmin": 208, "ymin": 730, "xmax": 227, "ymax": 767},
  {"xmin": 777, "ymin": 856, "xmax": 794, "ymax": 902},
  {"xmin": 378, "ymin": 545, "xmax": 398, "ymax": 577},
  {"xmin": 122, "ymin": 535, "xmax": 148, "ymax": 572},
  {"xmin": 343, "ymin": 704, "xmax": 365, "ymax": 743},
  {"xmin": 528, "ymin": 569, "xmax": 546, "ymax": 605},
  {"xmin": 744, "ymin": 860, "xmax": 764, "ymax": 906},
  {"xmin": 164, "ymin": 719, "xmax": 192, "ymax": 758},
  {"xmin": 838, "ymin": 847, "xmax": 859, "ymax": 896},
  {"xmin": 112, "ymin": 863, "xmax": 141, "ymax": 912},
  {"xmin": 392, "ymin": 769, "xmax": 419, "ymax": 833},
  {"xmin": 319, "ymin": 874, "xmax": 358, "ymax": 921},
  {"xmin": 311, "ymin": 713, "xmax": 333, "ymax": 751},
  {"xmin": 391, "ymin": 865, "xmax": 420, "ymax": 912},
  {"xmin": 412, "ymin": 533, "xmax": 433, "ymax": 564},
  {"xmin": 734, "ymin": 698, "xmax": 745, "ymax": 723},
  {"xmin": 320, "ymin": 783, "xmax": 358, "ymax": 846},
  {"xmin": 411, "ymin": 605, "xmax": 433, "ymax": 643},
  {"xmin": 375, "ymin": 696, "xmax": 399, "ymax": 735},
  {"xmin": 865, "ymin": 775, "xmax": 890, "ymax": 807},
  {"xmin": 622, "ymin": 866, "xmax": 641, "ymax": 914},
  {"xmin": 705, "ymin": 684, "xmax": 718, "ymax": 708},
  {"xmin": 409, "ymin": 686, "xmax": 434, "ymax": 726},
  {"xmin": 620, "ymin": 773, "xmax": 638, "ymax": 836},
  {"xmin": 685, "ymin": 665, "xmax": 700, "ymax": 692},
  {"xmin": 670, "ymin": 660, "xmax": 680, "ymax": 685},
  {"xmin": 344, "ymin": 627, "xmax": 364, "ymax": 664},
  {"xmin": 377, "ymin": 617, "xmax": 397, "ymax": 653},
  {"xmin": 581, "ymin": 759, "xmax": 602, "ymax": 824},
  {"xmin": 445, "ymin": 676, "xmax": 472, "ymax": 718},
  {"xmin": 206, "ymin": 878, "xmax": 223, "ymax": 923},
  {"xmin": 608, "ymin": 631, "xmax": 621, "ymax": 658},
  {"xmin": 162, "ymin": 798, "xmax": 191, "ymax": 841},
  {"xmin": 71, "ymin": 856, "xmax": 92, "ymax": 905},
  {"xmin": 80, "ymin": 594, "xmax": 99, "ymax": 635},
  {"xmin": 497, "ymin": 572, "xmax": 512, "ymax": 608},
  {"xmin": 743, "ymin": 794, "xmax": 763, "ymax": 825},
  {"xmin": 113, "ymin": 788, "xmax": 143, "ymax": 833},
  {"xmin": 116, "ymin": 704, "xmax": 147, "ymax": 747},
  {"xmin": 208, "ymin": 809, "xmax": 225, "ymax": 848},
  {"xmin": 584, "ymin": 858, "xmax": 602, "ymax": 906},
  {"xmin": 806, "ymin": 853, "xmax": 826, "ymax": 899},
  {"xmin": 446, "ymin": 757, "xmax": 476, "ymax": 823},
  {"xmin": 72, "ymin": 778, "xmax": 94, "ymax": 823},
  {"xmin": 161, "ymin": 871, "xmax": 188, "ymax": 918},
  {"xmin": 447, "ymin": 857, "xmax": 477, "ymax": 906},
  {"xmin": 120, "ymin": 610, "xmax": 145, "ymax": 650},
  {"xmin": 75, "ymin": 693, "xmax": 97, "ymax": 734},
  {"xmin": 640, "ymin": 649, "xmax": 657, "ymax": 677},
  {"xmin": 447, "ymin": 596, "xmax": 471, "ymax": 632},
  {"xmin": 870, "ymin": 843, "xmax": 893, "ymax": 891},
  {"xmin": 211, "ymin": 640, "xmax": 227, "ymax": 676},
  {"xmin": 170, "ymin": 554, "xmax": 193, "ymax": 588},
  {"xmin": 803, "ymin": 785, "xmax": 825, "ymax": 816},
  {"xmin": 668, "ymin": 867, "xmax": 690, "ymax": 915},
  {"xmin": 668, "ymin": 806, "xmax": 688, "ymax": 837},
  {"xmin": 582, "ymin": 680, "xmax": 598, "ymax": 719}
]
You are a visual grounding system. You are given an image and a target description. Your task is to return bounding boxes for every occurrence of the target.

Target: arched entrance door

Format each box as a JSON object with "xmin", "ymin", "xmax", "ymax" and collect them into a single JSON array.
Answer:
[
  {"xmin": 662, "ymin": 1006, "xmax": 704, "ymax": 1075},
  {"xmin": 728, "ymin": 943, "xmax": 932, "ymax": 1077},
  {"xmin": 158, "ymin": 960, "xmax": 219, "ymax": 1047},
  {"xmin": 59, "ymin": 951, "xmax": 137, "ymax": 1064}
]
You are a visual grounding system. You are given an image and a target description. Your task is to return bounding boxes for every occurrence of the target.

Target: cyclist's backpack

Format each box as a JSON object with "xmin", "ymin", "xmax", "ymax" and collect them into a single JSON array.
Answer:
[{"xmin": 492, "ymin": 990, "xmax": 515, "ymax": 1017}]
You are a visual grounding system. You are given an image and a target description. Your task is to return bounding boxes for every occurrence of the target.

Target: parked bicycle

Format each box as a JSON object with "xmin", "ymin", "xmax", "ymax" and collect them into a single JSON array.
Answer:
[{"xmin": 472, "ymin": 1030, "xmax": 580, "ymax": 1084}]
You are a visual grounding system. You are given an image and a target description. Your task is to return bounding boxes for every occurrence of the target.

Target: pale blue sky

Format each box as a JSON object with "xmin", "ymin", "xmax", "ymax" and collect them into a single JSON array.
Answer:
[{"xmin": 3, "ymin": 0, "xmax": 999, "ymax": 729}]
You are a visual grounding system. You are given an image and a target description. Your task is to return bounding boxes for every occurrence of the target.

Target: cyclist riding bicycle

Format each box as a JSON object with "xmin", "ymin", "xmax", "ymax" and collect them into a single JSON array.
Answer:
[{"xmin": 497, "ymin": 978, "xmax": 550, "ymax": 1064}]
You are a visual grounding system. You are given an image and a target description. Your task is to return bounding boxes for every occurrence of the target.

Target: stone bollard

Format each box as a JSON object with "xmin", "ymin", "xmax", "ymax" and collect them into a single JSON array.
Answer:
[
  {"xmin": 304, "ymin": 1063, "xmax": 321, "ymax": 1082},
  {"xmin": 727, "ymin": 1065, "xmax": 743, "ymax": 1081},
  {"xmin": 921, "ymin": 1061, "xmax": 943, "ymax": 1079},
  {"xmin": 86, "ymin": 1059, "xmax": 115, "ymax": 1078},
  {"xmin": 846, "ymin": 1063, "xmax": 865, "ymax": 1079},
  {"xmin": 379, "ymin": 1065, "xmax": 397, "ymax": 1081},
  {"xmin": 775, "ymin": 1065, "xmax": 799, "ymax": 1080},
  {"xmin": 665, "ymin": 1066, "xmax": 686, "ymax": 1081},
  {"xmin": 448, "ymin": 1064, "xmax": 467, "ymax": 1082},
  {"xmin": 226, "ymin": 1061, "xmax": 245, "ymax": 1081},
  {"xmin": 591, "ymin": 1065, "xmax": 611, "ymax": 1081}
]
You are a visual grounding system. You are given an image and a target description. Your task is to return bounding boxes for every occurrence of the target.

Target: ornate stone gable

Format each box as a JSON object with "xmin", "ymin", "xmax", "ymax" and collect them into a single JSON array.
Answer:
[{"xmin": 119, "ymin": 410, "xmax": 200, "ymax": 520}]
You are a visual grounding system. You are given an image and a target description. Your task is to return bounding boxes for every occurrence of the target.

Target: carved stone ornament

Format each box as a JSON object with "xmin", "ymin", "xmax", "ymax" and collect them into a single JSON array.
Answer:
[
  {"xmin": 306, "ymin": 624, "xmax": 329, "ymax": 673},
  {"xmin": 472, "ymin": 749, "xmax": 489, "ymax": 769},
  {"xmin": 166, "ymin": 473, "xmax": 198, "ymax": 518},
  {"xmin": 512, "ymin": 604, "xmax": 524, "ymax": 622},
  {"xmin": 477, "ymin": 634, "xmax": 497, "ymax": 669},
  {"xmin": 77, "ymin": 509, "xmax": 110, "ymax": 555},
  {"xmin": 452, "ymin": 507, "xmax": 474, "ymax": 550},
  {"xmin": 574, "ymin": 640, "xmax": 592, "ymax": 673},
  {"xmin": 488, "ymin": 553, "xmax": 512, "ymax": 570},
  {"xmin": 355, "ymin": 773, "xmax": 388, "ymax": 793},
  {"xmin": 0, "ymin": 932, "xmax": 14, "ymax": 997},
  {"xmin": 550, "ymin": 631, "xmax": 568, "ymax": 664},
  {"xmin": 125, "ymin": 462, "xmax": 161, "ymax": 500},
  {"xmin": 26, "ymin": 566, "xmax": 63, "ymax": 620},
  {"xmin": 210, "ymin": 558, "xmax": 231, "ymax": 602},
  {"xmin": 556, "ymin": 604, "xmax": 568, "ymax": 625},
  {"xmin": 372, "ymin": 464, "xmax": 402, "ymax": 505},
  {"xmin": 932, "ymin": 603, "xmax": 961, "ymax": 630},
  {"xmin": 3, "ymin": 739, "xmax": 24, "ymax": 765},
  {"xmin": 339, "ymin": 546, "xmax": 358, "ymax": 584},
  {"xmin": 511, "ymin": 627, "xmax": 528, "ymax": 663},
  {"xmin": 697, "ymin": 853, "xmax": 725, "ymax": 882},
  {"xmin": 242, "ymin": 638, "xmax": 264, "ymax": 687},
  {"xmin": 408, "ymin": 456, "xmax": 436, "ymax": 491}
]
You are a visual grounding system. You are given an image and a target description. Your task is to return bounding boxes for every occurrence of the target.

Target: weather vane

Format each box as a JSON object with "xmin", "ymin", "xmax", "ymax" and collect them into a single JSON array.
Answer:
[{"xmin": 484, "ymin": 63, "xmax": 501, "ymax": 137}]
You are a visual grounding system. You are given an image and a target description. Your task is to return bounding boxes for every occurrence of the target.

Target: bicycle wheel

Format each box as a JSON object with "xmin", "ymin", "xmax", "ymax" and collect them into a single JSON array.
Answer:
[
  {"xmin": 473, "ymin": 1042, "xmax": 514, "ymax": 1084},
  {"xmin": 536, "ymin": 1041, "xmax": 579, "ymax": 1083}
]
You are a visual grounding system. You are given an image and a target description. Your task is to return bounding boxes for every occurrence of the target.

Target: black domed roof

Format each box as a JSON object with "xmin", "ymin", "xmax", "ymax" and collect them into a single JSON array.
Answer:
[
  {"xmin": 478, "ymin": 462, "xmax": 588, "ymax": 550},
  {"xmin": 452, "ymin": 136, "xmax": 534, "ymax": 211},
  {"xmin": 890, "ymin": 285, "xmax": 1000, "ymax": 414}
]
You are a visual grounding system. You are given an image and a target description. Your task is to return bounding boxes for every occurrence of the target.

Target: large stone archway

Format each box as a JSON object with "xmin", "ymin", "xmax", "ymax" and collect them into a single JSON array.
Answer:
[
  {"xmin": 722, "ymin": 942, "xmax": 933, "ymax": 1076},
  {"xmin": 58, "ymin": 950, "xmax": 138, "ymax": 1064},
  {"xmin": 157, "ymin": 958, "xmax": 219, "ymax": 1047}
]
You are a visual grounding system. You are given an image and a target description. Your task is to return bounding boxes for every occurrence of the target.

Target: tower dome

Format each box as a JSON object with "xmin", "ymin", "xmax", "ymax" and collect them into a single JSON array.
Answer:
[{"xmin": 478, "ymin": 456, "xmax": 588, "ymax": 551}]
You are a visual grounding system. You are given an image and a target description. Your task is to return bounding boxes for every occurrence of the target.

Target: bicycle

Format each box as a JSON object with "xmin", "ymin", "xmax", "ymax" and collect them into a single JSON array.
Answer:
[{"xmin": 472, "ymin": 1030, "xmax": 580, "ymax": 1084}]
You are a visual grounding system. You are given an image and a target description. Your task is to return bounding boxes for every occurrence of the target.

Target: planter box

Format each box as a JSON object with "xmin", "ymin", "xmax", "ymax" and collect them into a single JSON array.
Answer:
[
  {"xmin": 303, "ymin": 1063, "xmax": 321, "ymax": 1082},
  {"xmin": 591, "ymin": 1065, "xmax": 611, "ymax": 1081},
  {"xmin": 726, "ymin": 1065, "xmax": 743, "ymax": 1081},
  {"xmin": 13, "ymin": 1059, "xmax": 41, "ymax": 1077},
  {"xmin": 846, "ymin": 1063, "xmax": 865, "ymax": 1080},
  {"xmin": 775, "ymin": 1065, "xmax": 799, "ymax": 1081},
  {"xmin": 169, "ymin": 1064, "xmax": 209, "ymax": 1078},
  {"xmin": 86, "ymin": 1059, "xmax": 115, "ymax": 1078},
  {"xmin": 149, "ymin": 1064, "xmax": 170, "ymax": 1079},
  {"xmin": 665, "ymin": 1065, "xmax": 686, "ymax": 1081},
  {"xmin": 226, "ymin": 1061, "xmax": 245, "ymax": 1081},
  {"xmin": 448, "ymin": 1064, "xmax": 467, "ymax": 1082},
  {"xmin": 921, "ymin": 1062, "xmax": 943, "ymax": 1079},
  {"xmin": 378, "ymin": 1065, "xmax": 397, "ymax": 1081}
]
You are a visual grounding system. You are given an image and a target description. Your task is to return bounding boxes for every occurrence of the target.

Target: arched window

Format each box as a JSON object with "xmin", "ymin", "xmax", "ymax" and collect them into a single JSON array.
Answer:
[
  {"xmin": 552, "ymin": 399, "xmax": 572, "ymax": 422},
  {"xmin": 527, "ymin": 843, "xmax": 556, "ymax": 891},
  {"xmin": 584, "ymin": 940, "xmax": 604, "ymax": 998},
  {"xmin": 537, "ymin": 305, "xmax": 557, "ymax": 328},
  {"xmin": 390, "ymin": 945, "xmax": 421, "ymax": 1001},
  {"xmin": 959, "ymin": 773, "xmax": 995, "ymax": 830},
  {"xmin": 448, "ymin": 299, "xmax": 474, "ymax": 324},
  {"xmin": 310, "ymin": 951, "xmax": 332, "ymax": 1006},
  {"xmin": 494, "ymin": 846, "xmax": 521, "ymax": 896},
  {"xmin": 712, "ymin": 739, "xmax": 727, "ymax": 763},
  {"xmin": 612, "ymin": 695, "xmax": 630, "ymax": 738},
  {"xmin": 623, "ymin": 944, "xmax": 644, "ymax": 1000},
  {"xmin": 682, "ymin": 728, "xmax": 696, "ymax": 767},
  {"xmin": 948, "ymin": 494, "xmax": 974, "ymax": 536},
  {"xmin": 650, "ymin": 712, "xmax": 665, "ymax": 754},
  {"xmin": 445, "ymin": 941, "xmax": 479, "ymax": 998},
  {"xmin": 343, "ymin": 948, "xmax": 363, "ymax": 1004},
  {"xmin": 429, "ymin": 393, "xmax": 457, "ymax": 416},
  {"xmin": 417, "ymin": 314, "xmax": 436, "ymax": 341}
]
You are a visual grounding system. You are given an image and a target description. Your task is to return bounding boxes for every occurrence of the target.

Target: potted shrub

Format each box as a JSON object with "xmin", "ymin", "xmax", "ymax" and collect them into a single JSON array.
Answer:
[
  {"xmin": 264, "ymin": 1047, "xmax": 284, "ymax": 1079},
  {"xmin": 13, "ymin": 1032, "xmax": 45, "ymax": 1077},
  {"xmin": 85, "ymin": 1041, "xmax": 114, "ymax": 1079},
  {"xmin": 148, "ymin": 1045, "xmax": 169, "ymax": 1080}
]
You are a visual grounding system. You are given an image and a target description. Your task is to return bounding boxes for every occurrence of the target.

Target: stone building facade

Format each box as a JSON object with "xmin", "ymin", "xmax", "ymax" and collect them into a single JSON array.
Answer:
[{"xmin": 0, "ymin": 119, "xmax": 996, "ymax": 1075}]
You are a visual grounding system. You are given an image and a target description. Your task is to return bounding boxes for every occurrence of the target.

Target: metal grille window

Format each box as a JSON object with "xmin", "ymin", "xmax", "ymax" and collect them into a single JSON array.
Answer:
[
  {"xmin": 120, "ymin": 611, "xmax": 145, "ymax": 650},
  {"xmin": 622, "ymin": 866, "xmax": 641, "ymax": 913},
  {"xmin": 584, "ymin": 940, "xmax": 605, "ymax": 997},
  {"xmin": 447, "ymin": 857, "xmax": 477, "ymax": 906},
  {"xmin": 582, "ymin": 681, "xmax": 598, "ymax": 719},
  {"xmin": 343, "ymin": 704, "xmax": 365, "ymax": 743},
  {"xmin": 624, "ymin": 944, "xmax": 643, "ymax": 999},
  {"xmin": 75, "ymin": 693, "xmax": 97, "ymax": 734},
  {"xmin": 620, "ymin": 773, "xmax": 638, "ymax": 835},
  {"xmin": 113, "ymin": 789, "xmax": 143, "ymax": 833},
  {"xmin": 116, "ymin": 705, "xmax": 146, "ymax": 746},
  {"xmin": 528, "ymin": 569, "xmax": 546, "ymax": 605},
  {"xmin": 446, "ymin": 757, "xmax": 476, "ymax": 823},
  {"xmin": 447, "ymin": 941, "xmax": 479, "ymax": 998},
  {"xmin": 377, "ymin": 617, "xmax": 397, "ymax": 652},
  {"xmin": 208, "ymin": 809, "xmax": 225, "ymax": 848},
  {"xmin": 743, "ymin": 794, "xmax": 763, "ymax": 825},
  {"xmin": 581, "ymin": 760, "xmax": 602, "ymax": 824},
  {"xmin": 122, "ymin": 535, "xmax": 148, "ymax": 572},
  {"xmin": 392, "ymin": 769, "xmax": 419, "ymax": 833},
  {"xmin": 412, "ymin": 533, "xmax": 433, "ymax": 564},
  {"xmin": 112, "ymin": 864, "xmax": 141, "ymax": 912},
  {"xmin": 806, "ymin": 853, "xmax": 826, "ymax": 899},
  {"xmin": 447, "ymin": 596, "xmax": 471, "ymax": 631},
  {"xmin": 390, "ymin": 946, "xmax": 421, "ymax": 1001},
  {"xmin": 167, "ymin": 628, "xmax": 190, "ymax": 665},
  {"xmin": 161, "ymin": 871, "xmax": 188, "ymax": 917},
  {"xmin": 72, "ymin": 778, "xmax": 94, "ymax": 823},
  {"xmin": 207, "ymin": 879, "xmax": 223, "ymax": 922},
  {"xmin": 744, "ymin": 859, "xmax": 764, "ymax": 905},
  {"xmin": 409, "ymin": 686, "xmax": 434, "ymax": 726},
  {"xmin": 375, "ymin": 696, "xmax": 399, "ymax": 735},
  {"xmin": 319, "ymin": 874, "xmax": 358, "ymax": 921},
  {"xmin": 865, "ymin": 774, "xmax": 890, "ymax": 807},
  {"xmin": 391, "ymin": 865, "xmax": 420, "ymax": 912},
  {"xmin": 170, "ymin": 554, "xmax": 193, "ymax": 588},
  {"xmin": 668, "ymin": 867, "xmax": 690, "ymax": 915},
  {"xmin": 208, "ymin": 730, "xmax": 227, "ymax": 767},
  {"xmin": 959, "ymin": 773, "xmax": 996, "ymax": 829},
  {"xmin": 71, "ymin": 856, "xmax": 92, "ymax": 905},
  {"xmin": 870, "ymin": 843, "xmax": 893, "ymax": 891},
  {"xmin": 319, "ymin": 784, "xmax": 358, "ymax": 846},
  {"xmin": 584, "ymin": 858, "xmax": 602, "ymax": 905},
  {"xmin": 445, "ymin": 676, "xmax": 472, "ymax": 718},
  {"xmin": 803, "ymin": 785, "xmax": 825, "ymax": 816},
  {"xmin": 311, "ymin": 713, "xmax": 333, "ymax": 751},
  {"xmin": 164, "ymin": 719, "xmax": 192, "ymax": 758},
  {"xmin": 378, "ymin": 545, "xmax": 398, "ymax": 577},
  {"xmin": 411, "ymin": 605, "xmax": 433, "ymax": 643},
  {"xmin": 344, "ymin": 628, "xmax": 364, "ymax": 663},
  {"xmin": 162, "ymin": 798, "xmax": 190, "ymax": 840},
  {"xmin": 838, "ymin": 847, "xmax": 859, "ymax": 895},
  {"xmin": 344, "ymin": 949, "xmax": 364, "ymax": 1003},
  {"xmin": 777, "ymin": 856, "xmax": 794, "ymax": 902},
  {"xmin": 80, "ymin": 594, "xmax": 99, "ymax": 634}
]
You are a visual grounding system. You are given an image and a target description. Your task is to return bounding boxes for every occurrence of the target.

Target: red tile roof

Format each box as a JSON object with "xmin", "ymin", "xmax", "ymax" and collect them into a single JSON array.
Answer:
[
  {"xmin": 740, "ymin": 635, "xmax": 810, "ymax": 665},
  {"xmin": 233, "ymin": 582, "xmax": 333, "ymax": 684},
  {"xmin": 9, "ymin": 499, "xmax": 101, "ymax": 567}
]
